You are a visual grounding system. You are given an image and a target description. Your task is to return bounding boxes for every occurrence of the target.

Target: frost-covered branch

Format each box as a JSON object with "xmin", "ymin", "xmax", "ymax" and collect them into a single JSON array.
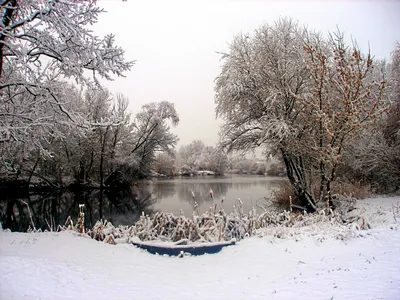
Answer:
[
  {"xmin": 0, "ymin": 0, "xmax": 133, "ymax": 163},
  {"xmin": 215, "ymin": 18, "xmax": 390, "ymax": 209}
]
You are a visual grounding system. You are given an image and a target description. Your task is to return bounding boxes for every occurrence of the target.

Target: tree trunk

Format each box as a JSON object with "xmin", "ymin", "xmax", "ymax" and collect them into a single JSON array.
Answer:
[
  {"xmin": 281, "ymin": 149, "xmax": 317, "ymax": 212},
  {"xmin": 99, "ymin": 126, "xmax": 110, "ymax": 190},
  {"xmin": 319, "ymin": 161, "xmax": 326, "ymax": 203},
  {"xmin": 27, "ymin": 152, "xmax": 40, "ymax": 187}
]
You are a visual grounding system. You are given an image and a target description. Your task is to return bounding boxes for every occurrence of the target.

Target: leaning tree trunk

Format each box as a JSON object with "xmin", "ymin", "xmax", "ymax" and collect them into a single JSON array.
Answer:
[{"xmin": 281, "ymin": 149, "xmax": 317, "ymax": 212}]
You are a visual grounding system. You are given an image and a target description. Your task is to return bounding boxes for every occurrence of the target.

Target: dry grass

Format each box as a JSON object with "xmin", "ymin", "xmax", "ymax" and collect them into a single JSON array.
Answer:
[
  {"xmin": 272, "ymin": 182, "xmax": 299, "ymax": 209},
  {"xmin": 19, "ymin": 181, "xmax": 372, "ymax": 245},
  {"xmin": 23, "ymin": 193, "xmax": 368, "ymax": 245},
  {"xmin": 82, "ymin": 200, "xmax": 366, "ymax": 244},
  {"xmin": 272, "ymin": 180, "xmax": 371, "ymax": 210},
  {"xmin": 331, "ymin": 181, "xmax": 371, "ymax": 199}
]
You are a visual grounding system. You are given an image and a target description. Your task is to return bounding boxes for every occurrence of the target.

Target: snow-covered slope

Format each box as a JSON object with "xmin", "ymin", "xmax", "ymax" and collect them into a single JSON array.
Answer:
[{"xmin": 1, "ymin": 196, "xmax": 399, "ymax": 300}]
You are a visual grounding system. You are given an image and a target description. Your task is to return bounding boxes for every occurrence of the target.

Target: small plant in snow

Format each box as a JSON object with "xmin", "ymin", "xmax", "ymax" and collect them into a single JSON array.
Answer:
[
  {"xmin": 392, "ymin": 202, "xmax": 400, "ymax": 223},
  {"xmin": 78, "ymin": 204, "xmax": 85, "ymax": 234}
]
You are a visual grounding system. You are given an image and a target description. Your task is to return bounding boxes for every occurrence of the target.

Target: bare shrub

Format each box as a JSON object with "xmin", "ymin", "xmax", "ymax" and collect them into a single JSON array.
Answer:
[
  {"xmin": 272, "ymin": 182, "xmax": 299, "ymax": 209},
  {"xmin": 272, "ymin": 179, "xmax": 369, "ymax": 212},
  {"xmin": 331, "ymin": 181, "xmax": 371, "ymax": 199}
]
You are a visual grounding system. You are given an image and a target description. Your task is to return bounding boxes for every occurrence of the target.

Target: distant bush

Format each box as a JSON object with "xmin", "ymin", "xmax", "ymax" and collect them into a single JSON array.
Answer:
[
  {"xmin": 266, "ymin": 162, "xmax": 285, "ymax": 176},
  {"xmin": 254, "ymin": 164, "xmax": 266, "ymax": 175}
]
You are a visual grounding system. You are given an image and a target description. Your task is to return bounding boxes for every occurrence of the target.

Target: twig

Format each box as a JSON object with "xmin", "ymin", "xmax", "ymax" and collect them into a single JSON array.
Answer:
[
  {"xmin": 64, "ymin": 216, "xmax": 74, "ymax": 230},
  {"xmin": 291, "ymin": 204, "xmax": 307, "ymax": 211},
  {"xmin": 393, "ymin": 203, "xmax": 398, "ymax": 223},
  {"xmin": 19, "ymin": 200, "xmax": 36, "ymax": 231},
  {"xmin": 45, "ymin": 218, "xmax": 52, "ymax": 232}
]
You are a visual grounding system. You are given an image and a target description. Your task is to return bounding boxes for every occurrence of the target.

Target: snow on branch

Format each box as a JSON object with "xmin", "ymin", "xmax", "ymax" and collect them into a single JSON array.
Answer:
[{"xmin": 0, "ymin": 0, "xmax": 133, "ymax": 159}]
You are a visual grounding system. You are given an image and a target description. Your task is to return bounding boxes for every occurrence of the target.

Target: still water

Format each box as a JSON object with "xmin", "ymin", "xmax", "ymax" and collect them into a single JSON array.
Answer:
[
  {"xmin": 0, "ymin": 175, "xmax": 283, "ymax": 232},
  {"xmin": 150, "ymin": 175, "xmax": 282, "ymax": 215}
]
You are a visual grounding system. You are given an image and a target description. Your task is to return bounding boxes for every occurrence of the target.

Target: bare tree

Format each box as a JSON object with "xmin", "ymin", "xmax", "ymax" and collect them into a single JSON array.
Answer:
[
  {"xmin": 300, "ymin": 31, "xmax": 387, "ymax": 203},
  {"xmin": 344, "ymin": 43, "xmax": 400, "ymax": 191}
]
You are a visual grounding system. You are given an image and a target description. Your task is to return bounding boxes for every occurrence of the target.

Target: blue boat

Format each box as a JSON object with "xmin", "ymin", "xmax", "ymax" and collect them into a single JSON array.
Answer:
[{"xmin": 131, "ymin": 239, "xmax": 236, "ymax": 256}]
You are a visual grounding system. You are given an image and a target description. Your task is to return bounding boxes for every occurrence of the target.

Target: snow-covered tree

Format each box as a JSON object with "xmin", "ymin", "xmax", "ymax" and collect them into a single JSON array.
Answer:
[
  {"xmin": 106, "ymin": 101, "xmax": 179, "ymax": 185},
  {"xmin": 343, "ymin": 43, "xmax": 400, "ymax": 191},
  {"xmin": 0, "ymin": 0, "xmax": 133, "ymax": 166},
  {"xmin": 208, "ymin": 147, "xmax": 228, "ymax": 175},
  {"xmin": 153, "ymin": 152, "xmax": 176, "ymax": 176},
  {"xmin": 25, "ymin": 86, "xmax": 130, "ymax": 187},
  {"xmin": 176, "ymin": 140, "xmax": 228, "ymax": 175},
  {"xmin": 215, "ymin": 18, "xmax": 388, "ymax": 210},
  {"xmin": 216, "ymin": 19, "xmax": 312, "ymax": 206},
  {"xmin": 177, "ymin": 140, "xmax": 205, "ymax": 172},
  {"xmin": 300, "ymin": 31, "xmax": 387, "ymax": 203}
]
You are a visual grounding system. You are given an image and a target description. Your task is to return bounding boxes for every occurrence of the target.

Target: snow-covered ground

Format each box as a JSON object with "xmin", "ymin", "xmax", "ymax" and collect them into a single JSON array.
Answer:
[{"xmin": 1, "ymin": 197, "xmax": 400, "ymax": 300}]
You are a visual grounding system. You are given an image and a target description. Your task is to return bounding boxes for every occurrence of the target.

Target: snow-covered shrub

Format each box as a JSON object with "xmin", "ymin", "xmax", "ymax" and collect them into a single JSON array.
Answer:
[{"xmin": 79, "ymin": 203, "xmax": 357, "ymax": 244}]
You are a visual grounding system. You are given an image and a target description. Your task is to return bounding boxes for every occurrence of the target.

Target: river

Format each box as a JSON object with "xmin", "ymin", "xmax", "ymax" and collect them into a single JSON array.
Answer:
[{"xmin": 0, "ymin": 175, "xmax": 283, "ymax": 232}]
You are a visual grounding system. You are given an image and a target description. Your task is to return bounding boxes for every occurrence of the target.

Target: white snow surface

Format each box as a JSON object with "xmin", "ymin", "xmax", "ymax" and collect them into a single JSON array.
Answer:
[{"xmin": 1, "ymin": 196, "xmax": 400, "ymax": 300}]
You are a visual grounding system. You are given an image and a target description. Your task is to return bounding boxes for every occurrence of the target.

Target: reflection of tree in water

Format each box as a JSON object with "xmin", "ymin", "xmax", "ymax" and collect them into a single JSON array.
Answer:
[
  {"xmin": 0, "ymin": 191, "xmax": 69, "ymax": 232},
  {"xmin": 149, "ymin": 180, "xmax": 177, "ymax": 200},
  {"xmin": 0, "ymin": 186, "xmax": 157, "ymax": 232},
  {"xmin": 0, "ymin": 177, "xmax": 283, "ymax": 231},
  {"xmin": 104, "ymin": 184, "xmax": 157, "ymax": 225}
]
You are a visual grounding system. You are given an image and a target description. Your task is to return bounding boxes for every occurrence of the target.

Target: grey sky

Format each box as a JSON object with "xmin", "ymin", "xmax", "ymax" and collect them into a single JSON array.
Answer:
[{"xmin": 94, "ymin": 0, "xmax": 400, "ymax": 147}]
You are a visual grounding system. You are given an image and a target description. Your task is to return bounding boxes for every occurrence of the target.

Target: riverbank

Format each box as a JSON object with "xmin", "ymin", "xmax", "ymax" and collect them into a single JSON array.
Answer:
[{"xmin": 1, "ymin": 196, "xmax": 399, "ymax": 300}]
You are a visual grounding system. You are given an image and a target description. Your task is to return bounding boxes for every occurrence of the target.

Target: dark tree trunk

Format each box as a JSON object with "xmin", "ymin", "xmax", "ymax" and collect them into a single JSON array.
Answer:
[
  {"xmin": 99, "ymin": 125, "xmax": 110, "ymax": 190},
  {"xmin": 27, "ymin": 152, "xmax": 40, "ymax": 187},
  {"xmin": 281, "ymin": 149, "xmax": 317, "ymax": 212}
]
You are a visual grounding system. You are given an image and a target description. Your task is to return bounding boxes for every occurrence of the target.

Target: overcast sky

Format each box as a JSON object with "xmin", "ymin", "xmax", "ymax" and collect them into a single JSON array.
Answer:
[{"xmin": 94, "ymin": 0, "xmax": 400, "ymax": 147}]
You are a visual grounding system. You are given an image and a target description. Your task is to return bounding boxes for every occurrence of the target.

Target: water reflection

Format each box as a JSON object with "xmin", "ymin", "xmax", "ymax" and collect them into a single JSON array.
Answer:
[
  {"xmin": 149, "ymin": 175, "xmax": 283, "ymax": 216},
  {"xmin": 0, "ymin": 175, "xmax": 283, "ymax": 232},
  {"xmin": 0, "ymin": 187, "xmax": 156, "ymax": 232}
]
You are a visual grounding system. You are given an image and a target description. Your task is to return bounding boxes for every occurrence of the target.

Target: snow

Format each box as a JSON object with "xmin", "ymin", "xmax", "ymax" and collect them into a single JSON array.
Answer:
[{"xmin": 1, "ymin": 197, "xmax": 400, "ymax": 300}]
